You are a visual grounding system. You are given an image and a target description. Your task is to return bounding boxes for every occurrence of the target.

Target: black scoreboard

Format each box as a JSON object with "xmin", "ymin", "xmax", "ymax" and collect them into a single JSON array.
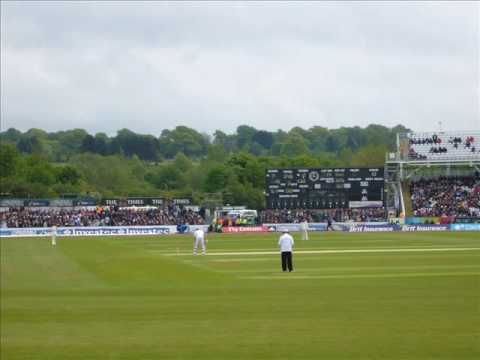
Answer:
[{"xmin": 266, "ymin": 168, "xmax": 384, "ymax": 209}]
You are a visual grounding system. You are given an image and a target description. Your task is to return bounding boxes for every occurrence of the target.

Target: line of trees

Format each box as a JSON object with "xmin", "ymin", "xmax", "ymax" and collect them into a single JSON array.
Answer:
[{"xmin": 0, "ymin": 124, "xmax": 409, "ymax": 208}]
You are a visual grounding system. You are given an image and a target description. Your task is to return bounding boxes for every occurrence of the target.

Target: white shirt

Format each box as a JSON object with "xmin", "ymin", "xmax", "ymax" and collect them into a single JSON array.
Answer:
[
  {"xmin": 193, "ymin": 229, "xmax": 205, "ymax": 241},
  {"xmin": 278, "ymin": 233, "xmax": 294, "ymax": 252}
]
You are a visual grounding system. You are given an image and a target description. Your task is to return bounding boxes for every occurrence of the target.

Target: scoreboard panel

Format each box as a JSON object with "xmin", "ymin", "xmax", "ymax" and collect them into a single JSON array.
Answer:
[{"xmin": 266, "ymin": 168, "xmax": 384, "ymax": 209}]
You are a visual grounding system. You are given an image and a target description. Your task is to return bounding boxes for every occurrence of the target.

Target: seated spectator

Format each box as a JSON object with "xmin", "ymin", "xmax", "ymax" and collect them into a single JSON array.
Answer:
[
  {"xmin": 3, "ymin": 206, "xmax": 205, "ymax": 228},
  {"xmin": 409, "ymin": 148, "xmax": 427, "ymax": 160},
  {"xmin": 410, "ymin": 176, "xmax": 480, "ymax": 218}
]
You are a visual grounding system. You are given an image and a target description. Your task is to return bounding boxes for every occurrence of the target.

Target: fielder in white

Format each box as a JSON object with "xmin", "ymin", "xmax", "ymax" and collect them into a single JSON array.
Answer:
[
  {"xmin": 51, "ymin": 225, "xmax": 57, "ymax": 246},
  {"xmin": 301, "ymin": 220, "xmax": 309, "ymax": 240},
  {"xmin": 193, "ymin": 228, "xmax": 207, "ymax": 255}
]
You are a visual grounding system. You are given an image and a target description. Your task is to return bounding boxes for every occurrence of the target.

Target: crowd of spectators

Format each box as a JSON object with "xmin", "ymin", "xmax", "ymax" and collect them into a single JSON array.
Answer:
[
  {"xmin": 1, "ymin": 205, "xmax": 205, "ymax": 228},
  {"xmin": 408, "ymin": 134, "xmax": 479, "ymax": 160},
  {"xmin": 1, "ymin": 205, "xmax": 389, "ymax": 228},
  {"xmin": 260, "ymin": 207, "xmax": 386, "ymax": 223},
  {"xmin": 449, "ymin": 135, "xmax": 475, "ymax": 150},
  {"xmin": 410, "ymin": 176, "xmax": 480, "ymax": 218},
  {"xmin": 429, "ymin": 146, "xmax": 448, "ymax": 154},
  {"xmin": 449, "ymin": 136, "xmax": 463, "ymax": 147},
  {"xmin": 409, "ymin": 148, "xmax": 427, "ymax": 160},
  {"xmin": 409, "ymin": 134, "xmax": 442, "ymax": 145}
]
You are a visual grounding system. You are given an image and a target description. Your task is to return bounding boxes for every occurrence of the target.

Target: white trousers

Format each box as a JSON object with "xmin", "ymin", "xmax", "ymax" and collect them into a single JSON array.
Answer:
[
  {"xmin": 194, "ymin": 238, "xmax": 206, "ymax": 255},
  {"xmin": 302, "ymin": 231, "xmax": 309, "ymax": 240}
]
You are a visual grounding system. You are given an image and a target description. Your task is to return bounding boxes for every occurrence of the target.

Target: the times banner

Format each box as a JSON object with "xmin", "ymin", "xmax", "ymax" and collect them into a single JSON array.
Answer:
[{"xmin": 102, "ymin": 198, "xmax": 165, "ymax": 206}]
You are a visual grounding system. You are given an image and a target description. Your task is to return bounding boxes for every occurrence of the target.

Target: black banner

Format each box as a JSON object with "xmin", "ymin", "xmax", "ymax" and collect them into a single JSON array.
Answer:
[
  {"xmin": 172, "ymin": 198, "xmax": 191, "ymax": 205},
  {"xmin": 1, "ymin": 198, "xmax": 98, "ymax": 207},
  {"xmin": 102, "ymin": 198, "xmax": 164, "ymax": 206},
  {"xmin": 24, "ymin": 199, "xmax": 51, "ymax": 207},
  {"xmin": 73, "ymin": 198, "xmax": 97, "ymax": 206},
  {"xmin": 150, "ymin": 198, "xmax": 164, "ymax": 206},
  {"xmin": 49, "ymin": 199, "xmax": 74, "ymax": 207}
]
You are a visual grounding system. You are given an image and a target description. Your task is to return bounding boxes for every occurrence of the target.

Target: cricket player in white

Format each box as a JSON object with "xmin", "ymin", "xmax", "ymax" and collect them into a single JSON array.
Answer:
[
  {"xmin": 193, "ymin": 228, "xmax": 206, "ymax": 255},
  {"xmin": 278, "ymin": 230, "xmax": 294, "ymax": 272},
  {"xmin": 51, "ymin": 225, "xmax": 57, "ymax": 246},
  {"xmin": 301, "ymin": 220, "xmax": 309, "ymax": 240}
]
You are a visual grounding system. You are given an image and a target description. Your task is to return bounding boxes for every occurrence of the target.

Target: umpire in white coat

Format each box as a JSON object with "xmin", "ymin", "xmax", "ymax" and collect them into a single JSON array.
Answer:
[{"xmin": 278, "ymin": 229, "xmax": 294, "ymax": 272}]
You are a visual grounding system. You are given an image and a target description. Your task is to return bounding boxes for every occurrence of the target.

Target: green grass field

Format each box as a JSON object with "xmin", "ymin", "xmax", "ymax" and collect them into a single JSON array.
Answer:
[{"xmin": 1, "ymin": 232, "xmax": 479, "ymax": 360}]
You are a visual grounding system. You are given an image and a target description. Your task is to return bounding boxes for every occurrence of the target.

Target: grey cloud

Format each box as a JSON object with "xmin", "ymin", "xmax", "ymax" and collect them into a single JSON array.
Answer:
[{"xmin": 1, "ymin": 1, "xmax": 479, "ymax": 135}]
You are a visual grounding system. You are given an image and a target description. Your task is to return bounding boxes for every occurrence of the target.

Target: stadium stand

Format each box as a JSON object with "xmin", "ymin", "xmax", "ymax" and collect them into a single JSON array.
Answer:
[
  {"xmin": 387, "ymin": 130, "xmax": 480, "ymax": 223},
  {"xmin": 1, "ymin": 206, "xmax": 205, "ymax": 228},
  {"xmin": 410, "ymin": 176, "xmax": 480, "ymax": 218},
  {"xmin": 406, "ymin": 132, "xmax": 480, "ymax": 161}
]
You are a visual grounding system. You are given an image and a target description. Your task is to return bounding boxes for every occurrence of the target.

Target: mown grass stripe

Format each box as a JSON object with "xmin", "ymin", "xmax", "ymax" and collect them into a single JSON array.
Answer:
[
  {"xmin": 166, "ymin": 247, "xmax": 480, "ymax": 256},
  {"xmin": 244, "ymin": 272, "xmax": 480, "ymax": 280}
]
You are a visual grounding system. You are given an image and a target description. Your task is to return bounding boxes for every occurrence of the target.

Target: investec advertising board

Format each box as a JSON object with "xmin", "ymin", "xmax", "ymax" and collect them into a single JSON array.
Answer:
[
  {"xmin": 0, "ymin": 226, "xmax": 177, "ymax": 237},
  {"xmin": 1, "ymin": 223, "xmax": 479, "ymax": 237}
]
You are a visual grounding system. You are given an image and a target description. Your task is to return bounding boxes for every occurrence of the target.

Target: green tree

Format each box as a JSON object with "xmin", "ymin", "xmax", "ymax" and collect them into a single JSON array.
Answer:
[
  {"xmin": 351, "ymin": 144, "xmax": 389, "ymax": 166},
  {"xmin": 54, "ymin": 129, "xmax": 89, "ymax": 157},
  {"xmin": 81, "ymin": 135, "xmax": 96, "ymax": 153},
  {"xmin": 0, "ymin": 143, "xmax": 19, "ymax": 178},
  {"xmin": 290, "ymin": 154, "xmax": 319, "ymax": 168},
  {"xmin": 213, "ymin": 130, "xmax": 237, "ymax": 153},
  {"xmin": 174, "ymin": 152, "xmax": 193, "ymax": 172},
  {"xmin": 280, "ymin": 134, "xmax": 309, "ymax": 156},
  {"xmin": 56, "ymin": 165, "xmax": 82, "ymax": 185},
  {"xmin": 0, "ymin": 128, "xmax": 22, "ymax": 143},
  {"xmin": 146, "ymin": 164, "xmax": 186, "ymax": 191},
  {"xmin": 204, "ymin": 165, "xmax": 231, "ymax": 193},
  {"xmin": 72, "ymin": 154, "xmax": 154, "ymax": 196},
  {"xmin": 207, "ymin": 144, "xmax": 228, "ymax": 162},
  {"xmin": 93, "ymin": 133, "xmax": 109, "ymax": 155},
  {"xmin": 305, "ymin": 126, "xmax": 329, "ymax": 154},
  {"xmin": 25, "ymin": 157, "xmax": 56, "ymax": 186},
  {"xmin": 236, "ymin": 125, "xmax": 257, "ymax": 149},
  {"xmin": 252, "ymin": 130, "xmax": 274, "ymax": 149},
  {"xmin": 115, "ymin": 129, "xmax": 159, "ymax": 161},
  {"xmin": 159, "ymin": 126, "xmax": 208, "ymax": 158},
  {"xmin": 17, "ymin": 136, "xmax": 44, "ymax": 154},
  {"xmin": 365, "ymin": 124, "xmax": 391, "ymax": 148}
]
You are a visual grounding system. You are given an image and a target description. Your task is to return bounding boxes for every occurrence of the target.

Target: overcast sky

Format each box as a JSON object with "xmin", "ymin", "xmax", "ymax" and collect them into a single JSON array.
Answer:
[{"xmin": 1, "ymin": 1, "xmax": 479, "ymax": 136}]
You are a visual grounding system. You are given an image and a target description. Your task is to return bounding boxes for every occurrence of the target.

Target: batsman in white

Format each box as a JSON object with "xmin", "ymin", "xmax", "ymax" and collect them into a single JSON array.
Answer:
[
  {"xmin": 301, "ymin": 219, "xmax": 309, "ymax": 240},
  {"xmin": 193, "ymin": 228, "xmax": 207, "ymax": 255},
  {"xmin": 51, "ymin": 225, "xmax": 57, "ymax": 246}
]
